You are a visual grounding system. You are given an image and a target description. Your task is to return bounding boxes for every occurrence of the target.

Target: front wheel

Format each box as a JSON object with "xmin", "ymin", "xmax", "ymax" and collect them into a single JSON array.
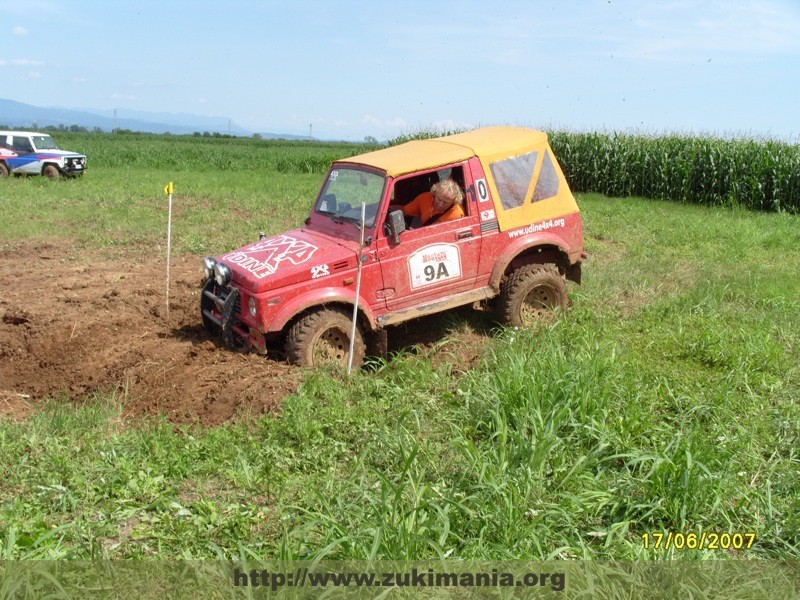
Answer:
[
  {"xmin": 497, "ymin": 264, "xmax": 568, "ymax": 327},
  {"xmin": 0, "ymin": 162, "xmax": 9, "ymax": 179},
  {"xmin": 42, "ymin": 165, "xmax": 60, "ymax": 180},
  {"xmin": 286, "ymin": 307, "xmax": 365, "ymax": 369}
]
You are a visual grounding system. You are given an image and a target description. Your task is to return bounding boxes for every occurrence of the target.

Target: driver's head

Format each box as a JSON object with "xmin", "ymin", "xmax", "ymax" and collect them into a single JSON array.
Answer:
[{"xmin": 430, "ymin": 179, "xmax": 464, "ymax": 212}]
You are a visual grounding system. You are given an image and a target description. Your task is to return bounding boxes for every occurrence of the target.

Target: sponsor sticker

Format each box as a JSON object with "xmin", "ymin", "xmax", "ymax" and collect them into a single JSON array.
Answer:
[
  {"xmin": 408, "ymin": 243, "xmax": 462, "ymax": 289},
  {"xmin": 311, "ymin": 264, "xmax": 330, "ymax": 279},
  {"xmin": 508, "ymin": 217, "xmax": 566, "ymax": 239}
]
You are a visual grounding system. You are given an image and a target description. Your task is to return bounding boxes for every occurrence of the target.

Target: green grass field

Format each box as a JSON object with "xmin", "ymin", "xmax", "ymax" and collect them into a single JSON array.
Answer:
[{"xmin": 0, "ymin": 134, "xmax": 798, "ymax": 561}]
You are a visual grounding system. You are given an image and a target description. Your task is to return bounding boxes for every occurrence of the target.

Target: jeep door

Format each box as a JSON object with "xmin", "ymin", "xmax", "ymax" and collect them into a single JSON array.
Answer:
[
  {"xmin": 375, "ymin": 165, "xmax": 483, "ymax": 312},
  {"xmin": 7, "ymin": 136, "xmax": 40, "ymax": 174}
]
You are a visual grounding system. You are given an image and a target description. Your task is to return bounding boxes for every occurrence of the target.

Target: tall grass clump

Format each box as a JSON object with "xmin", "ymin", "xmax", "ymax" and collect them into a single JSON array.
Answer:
[{"xmin": 549, "ymin": 131, "xmax": 800, "ymax": 213}]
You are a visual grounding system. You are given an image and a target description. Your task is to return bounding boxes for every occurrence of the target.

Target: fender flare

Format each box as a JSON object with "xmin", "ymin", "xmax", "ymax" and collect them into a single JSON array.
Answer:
[
  {"xmin": 268, "ymin": 287, "xmax": 379, "ymax": 333},
  {"xmin": 489, "ymin": 232, "xmax": 574, "ymax": 289}
]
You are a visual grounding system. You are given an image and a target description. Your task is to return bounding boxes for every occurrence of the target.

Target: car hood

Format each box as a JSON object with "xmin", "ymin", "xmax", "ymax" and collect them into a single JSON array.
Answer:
[
  {"xmin": 217, "ymin": 228, "xmax": 359, "ymax": 294},
  {"xmin": 35, "ymin": 149, "xmax": 85, "ymax": 157}
]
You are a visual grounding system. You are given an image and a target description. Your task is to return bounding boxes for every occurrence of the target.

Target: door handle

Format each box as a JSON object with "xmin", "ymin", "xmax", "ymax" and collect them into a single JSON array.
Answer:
[{"xmin": 457, "ymin": 230, "xmax": 473, "ymax": 240}]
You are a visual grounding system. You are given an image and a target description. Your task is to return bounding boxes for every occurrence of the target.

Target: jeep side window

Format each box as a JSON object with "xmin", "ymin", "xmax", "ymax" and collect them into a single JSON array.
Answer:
[
  {"xmin": 12, "ymin": 137, "xmax": 34, "ymax": 154},
  {"xmin": 391, "ymin": 166, "xmax": 468, "ymax": 222},
  {"xmin": 490, "ymin": 151, "xmax": 538, "ymax": 210}
]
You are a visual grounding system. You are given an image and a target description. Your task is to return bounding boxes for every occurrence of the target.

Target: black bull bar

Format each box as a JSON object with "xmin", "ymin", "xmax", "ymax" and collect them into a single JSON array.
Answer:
[{"xmin": 201, "ymin": 279, "xmax": 246, "ymax": 350}]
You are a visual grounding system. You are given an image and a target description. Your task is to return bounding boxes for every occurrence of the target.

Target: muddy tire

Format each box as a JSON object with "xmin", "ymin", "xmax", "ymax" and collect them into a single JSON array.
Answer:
[
  {"xmin": 43, "ymin": 165, "xmax": 60, "ymax": 180},
  {"xmin": 0, "ymin": 162, "xmax": 9, "ymax": 179},
  {"xmin": 286, "ymin": 307, "xmax": 365, "ymax": 369},
  {"xmin": 497, "ymin": 264, "xmax": 568, "ymax": 327}
]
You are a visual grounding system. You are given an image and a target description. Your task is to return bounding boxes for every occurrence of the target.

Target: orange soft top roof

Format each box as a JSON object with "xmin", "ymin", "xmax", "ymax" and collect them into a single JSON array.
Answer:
[{"xmin": 340, "ymin": 126, "xmax": 549, "ymax": 178}]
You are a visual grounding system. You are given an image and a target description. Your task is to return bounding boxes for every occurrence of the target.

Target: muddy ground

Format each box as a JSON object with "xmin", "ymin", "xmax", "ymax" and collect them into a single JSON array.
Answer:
[{"xmin": 0, "ymin": 242, "xmax": 488, "ymax": 426}]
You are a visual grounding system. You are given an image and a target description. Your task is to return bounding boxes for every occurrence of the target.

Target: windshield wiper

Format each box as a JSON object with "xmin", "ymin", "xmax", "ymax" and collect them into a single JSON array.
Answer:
[{"xmin": 334, "ymin": 214, "xmax": 364, "ymax": 227}]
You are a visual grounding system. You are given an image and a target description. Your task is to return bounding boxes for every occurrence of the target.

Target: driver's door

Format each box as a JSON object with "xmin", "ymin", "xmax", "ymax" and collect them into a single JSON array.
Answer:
[{"xmin": 374, "ymin": 180, "xmax": 482, "ymax": 312}]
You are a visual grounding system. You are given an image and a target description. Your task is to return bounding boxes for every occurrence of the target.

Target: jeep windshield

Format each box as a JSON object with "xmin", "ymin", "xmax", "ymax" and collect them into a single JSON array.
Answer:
[
  {"xmin": 32, "ymin": 136, "xmax": 58, "ymax": 150},
  {"xmin": 314, "ymin": 167, "xmax": 385, "ymax": 228}
]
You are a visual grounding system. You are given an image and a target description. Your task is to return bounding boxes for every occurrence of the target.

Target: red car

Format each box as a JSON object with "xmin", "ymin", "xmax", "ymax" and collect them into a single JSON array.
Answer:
[{"xmin": 201, "ymin": 127, "xmax": 585, "ymax": 368}]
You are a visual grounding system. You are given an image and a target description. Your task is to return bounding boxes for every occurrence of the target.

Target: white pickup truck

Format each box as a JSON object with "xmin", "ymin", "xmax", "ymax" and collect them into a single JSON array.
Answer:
[{"xmin": 0, "ymin": 131, "xmax": 87, "ymax": 179}]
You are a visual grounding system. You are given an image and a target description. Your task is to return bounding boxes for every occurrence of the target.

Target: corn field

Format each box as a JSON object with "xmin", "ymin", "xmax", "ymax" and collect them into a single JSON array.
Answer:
[{"xmin": 549, "ymin": 132, "xmax": 800, "ymax": 213}]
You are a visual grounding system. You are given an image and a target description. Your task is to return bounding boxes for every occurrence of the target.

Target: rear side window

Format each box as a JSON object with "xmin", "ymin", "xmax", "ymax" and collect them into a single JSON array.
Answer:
[
  {"xmin": 490, "ymin": 149, "xmax": 561, "ymax": 210},
  {"xmin": 490, "ymin": 151, "xmax": 537, "ymax": 210},
  {"xmin": 532, "ymin": 150, "xmax": 560, "ymax": 202}
]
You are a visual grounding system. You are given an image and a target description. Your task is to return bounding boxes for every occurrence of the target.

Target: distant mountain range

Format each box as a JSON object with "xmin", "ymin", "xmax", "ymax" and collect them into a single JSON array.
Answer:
[{"xmin": 0, "ymin": 98, "xmax": 312, "ymax": 140}]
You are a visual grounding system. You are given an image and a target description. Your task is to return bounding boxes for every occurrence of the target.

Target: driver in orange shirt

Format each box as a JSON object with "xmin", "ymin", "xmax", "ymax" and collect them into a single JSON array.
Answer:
[{"xmin": 400, "ymin": 179, "xmax": 465, "ymax": 226}]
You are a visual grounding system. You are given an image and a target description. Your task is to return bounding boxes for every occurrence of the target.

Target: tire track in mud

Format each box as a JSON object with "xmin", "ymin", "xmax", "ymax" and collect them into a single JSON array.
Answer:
[{"xmin": 0, "ymin": 243, "xmax": 300, "ymax": 426}]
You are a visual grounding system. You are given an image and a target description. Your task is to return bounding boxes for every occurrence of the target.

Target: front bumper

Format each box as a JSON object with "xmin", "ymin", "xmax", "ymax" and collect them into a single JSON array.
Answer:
[
  {"xmin": 201, "ymin": 279, "xmax": 247, "ymax": 350},
  {"xmin": 62, "ymin": 157, "xmax": 87, "ymax": 176}
]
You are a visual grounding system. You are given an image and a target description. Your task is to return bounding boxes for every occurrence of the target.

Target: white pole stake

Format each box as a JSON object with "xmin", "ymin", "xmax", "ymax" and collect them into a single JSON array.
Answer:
[
  {"xmin": 164, "ymin": 181, "xmax": 174, "ymax": 321},
  {"xmin": 347, "ymin": 202, "xmax": 366, "ymax": 376}
]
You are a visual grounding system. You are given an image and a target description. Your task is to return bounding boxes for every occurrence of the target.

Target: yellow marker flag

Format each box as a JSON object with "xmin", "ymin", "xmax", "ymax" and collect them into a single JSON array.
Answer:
[{"xmin": 164, "ymin": 181, "xmax": 174, "ymax": 196}]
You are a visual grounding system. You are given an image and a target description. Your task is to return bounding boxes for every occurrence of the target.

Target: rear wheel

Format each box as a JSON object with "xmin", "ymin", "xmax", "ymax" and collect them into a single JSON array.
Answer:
[
  {"xmin": 497, "ymin": 264, "xmax": 568, "ymax": 327},
  {"xmin": 43, "ymin": 165, "xmax": 60, "ymax": 180},
  {"xmin": 286, "ymin": 307, "xmax": 365, "ymax": 369},
  {"xmin": 0, "ymin": 162, "xmax": 9, "ymax": 179}
]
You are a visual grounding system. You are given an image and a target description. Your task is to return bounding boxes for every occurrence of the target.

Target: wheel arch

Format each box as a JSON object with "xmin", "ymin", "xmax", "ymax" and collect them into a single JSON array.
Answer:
[
  {"xmin": 489, "ymin": 234, "xmax": 575, "ymax": 290},
  {"xmin": 270, "ymin": 288, "xmax": 378, "ymax": 335},
  {"xmin": 41, "ymin": 162, "xmax": 61, "ymax": 178}
]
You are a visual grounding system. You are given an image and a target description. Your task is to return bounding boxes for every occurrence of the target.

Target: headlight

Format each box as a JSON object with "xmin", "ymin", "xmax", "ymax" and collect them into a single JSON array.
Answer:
[
  {"xmin": 214, "ymin": 263, "xmax": 232, "ymax": 286},
  {"xmin": 202, "ymin": 257, "xmax": 216, "ymax": 280},
  {"xmin": 248, "ymin": 296, "xmax": 257, "ymax": 317}
]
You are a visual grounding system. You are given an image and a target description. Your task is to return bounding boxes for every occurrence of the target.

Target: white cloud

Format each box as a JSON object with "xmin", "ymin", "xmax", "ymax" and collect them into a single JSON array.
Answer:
[
  {"xmin": 0, "ymin": 2, "xmax": 61, "ymax": 17},
  {"xmin": 6, "ymin": 58, "xmax": 45, "ymax": 67},
  {"xmin": 361, "ymin": 115, "xmax": 409, "ymax": 130},
  {"xmin": 385, "ymin": 117, "xmax": 408, "ymax": 129},
  {"xmin": 22, "ymin": 71, "xmax": 41, "ymax": 79},
  {"xmin": 362, "ymin": 114, "xmax": 381, "ymax": 127},
  {"xmin": 72, "ymin": 77, "xmax": 87, "ymax": 83},
  {"xmin": 111, "ymin": 93, "xmax": 136, "ymax": 101},
  {"xmin": 430, "ymin": 119, "xmax": 472, "ymax": 133},
  {"xmin": 13, "ymin": 26, "xmax": 28, "ymax": 35}
]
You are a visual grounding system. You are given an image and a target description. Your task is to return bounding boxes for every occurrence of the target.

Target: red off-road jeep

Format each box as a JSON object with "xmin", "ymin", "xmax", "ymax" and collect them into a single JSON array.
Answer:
[{"xmin": 201, "ymin": 127, "xmax": 585, "ymax": 368}]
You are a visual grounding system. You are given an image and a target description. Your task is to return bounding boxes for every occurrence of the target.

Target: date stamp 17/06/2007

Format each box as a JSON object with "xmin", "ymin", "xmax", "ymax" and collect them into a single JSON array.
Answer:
[{"xmin": 642, "ymin": 531, "xmax": 756, "ymax": 551}]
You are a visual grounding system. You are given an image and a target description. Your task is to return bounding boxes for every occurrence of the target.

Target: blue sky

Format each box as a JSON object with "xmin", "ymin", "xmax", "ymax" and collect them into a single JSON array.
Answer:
[{"xmin": 2, "ymin": 0, "xmax": 799, "ymax": 141}]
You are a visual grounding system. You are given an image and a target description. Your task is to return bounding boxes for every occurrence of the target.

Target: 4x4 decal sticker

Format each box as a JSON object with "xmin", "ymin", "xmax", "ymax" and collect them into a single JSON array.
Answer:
[{"xmin": 222, "ymin": 235, "xmax": 318, "ymax": 279}]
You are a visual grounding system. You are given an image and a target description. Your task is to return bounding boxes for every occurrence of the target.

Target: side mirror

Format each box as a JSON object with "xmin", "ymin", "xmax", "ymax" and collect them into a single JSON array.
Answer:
[{"xmin": 385, "ymin": 210, "xmax": 406, "ymax": 244}]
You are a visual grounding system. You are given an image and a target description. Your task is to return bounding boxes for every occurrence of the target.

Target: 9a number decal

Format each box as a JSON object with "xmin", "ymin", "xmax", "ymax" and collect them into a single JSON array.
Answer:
[{"xmin": 424, "ymin": 262, "xmax": 450, "ymax": 282}]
